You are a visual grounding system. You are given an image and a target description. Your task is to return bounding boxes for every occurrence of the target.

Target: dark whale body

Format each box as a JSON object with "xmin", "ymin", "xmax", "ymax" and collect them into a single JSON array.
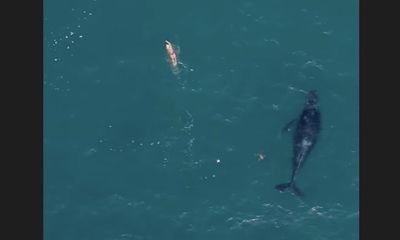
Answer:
[{"xmin": 275, "ymin": 90, "xmax": 321, "ymax": 197}]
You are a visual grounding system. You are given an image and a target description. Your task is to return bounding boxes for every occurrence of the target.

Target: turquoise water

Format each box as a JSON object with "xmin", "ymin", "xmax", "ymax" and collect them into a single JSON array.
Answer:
[{"xmin": 44, "ymin": 0, "xmax": 358, "ymax": 239}]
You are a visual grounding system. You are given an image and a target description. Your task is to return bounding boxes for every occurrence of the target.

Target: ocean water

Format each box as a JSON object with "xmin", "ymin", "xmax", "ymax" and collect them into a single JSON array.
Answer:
[{"xmin": 44, "ymin": 0, "xmax": 359, "ymax": 239}]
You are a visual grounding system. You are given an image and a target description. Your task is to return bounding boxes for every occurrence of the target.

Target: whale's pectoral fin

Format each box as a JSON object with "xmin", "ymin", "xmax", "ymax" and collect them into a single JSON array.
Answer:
[{"xmin": 282, "ymin": 119, "xmax": 297, "ymax": 133}]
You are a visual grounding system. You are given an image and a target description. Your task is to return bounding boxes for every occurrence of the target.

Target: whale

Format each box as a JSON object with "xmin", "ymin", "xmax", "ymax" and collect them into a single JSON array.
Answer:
[{"xmin": 275, "ymin": 90, "xmax": 321, "ymax": 197}]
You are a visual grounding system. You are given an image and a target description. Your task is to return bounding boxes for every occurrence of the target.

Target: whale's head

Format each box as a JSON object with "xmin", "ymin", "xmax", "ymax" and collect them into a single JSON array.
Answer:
[{"xmin": 306, "ymin": 90, "xmax": 319, "ymax": 107}]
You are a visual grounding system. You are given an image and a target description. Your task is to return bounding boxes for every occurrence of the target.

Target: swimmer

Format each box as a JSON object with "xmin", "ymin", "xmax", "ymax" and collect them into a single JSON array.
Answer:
[{"xmin": 165, "ymin": 40, "xmax": 181, "ymax": 76}]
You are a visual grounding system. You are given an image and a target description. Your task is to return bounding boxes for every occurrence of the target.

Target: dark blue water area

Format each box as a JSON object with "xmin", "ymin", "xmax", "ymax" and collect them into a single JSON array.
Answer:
[{"xmin": 44, "ymin": 0, "xmax": 358, "ymax": 239}]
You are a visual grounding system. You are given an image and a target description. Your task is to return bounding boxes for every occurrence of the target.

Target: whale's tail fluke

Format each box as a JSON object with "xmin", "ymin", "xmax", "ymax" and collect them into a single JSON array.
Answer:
[{"xmin": 275, "ymin": 181, "xmax": 303, "ymax": 197}]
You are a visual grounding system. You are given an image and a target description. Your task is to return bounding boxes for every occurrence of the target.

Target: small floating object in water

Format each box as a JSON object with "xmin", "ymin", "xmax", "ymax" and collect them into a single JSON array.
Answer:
[{"xmin": 255, "ymin": 151, "xmax": 266, "ymax": 161}]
